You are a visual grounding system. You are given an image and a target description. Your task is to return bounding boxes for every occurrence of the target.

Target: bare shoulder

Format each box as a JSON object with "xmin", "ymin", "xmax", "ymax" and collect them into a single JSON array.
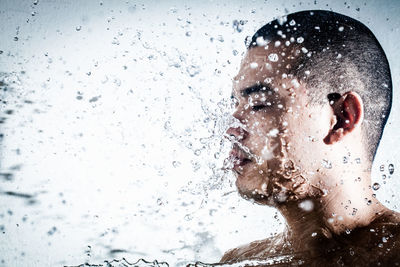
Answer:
[
  {"xmin": 342, "ymin": 210, "xmax": 400, "ymax": 264},
  {"xmin": 370, "ymin": 209, "xmax": 400, "ymax": 237},
  {"xmin": 220, "ymin": 233, "xmax": 289, "ymax": 263}
]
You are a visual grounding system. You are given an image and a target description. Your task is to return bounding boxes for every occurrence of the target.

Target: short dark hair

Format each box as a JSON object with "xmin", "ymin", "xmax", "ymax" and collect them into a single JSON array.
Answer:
[{"xmin": 248, "ymin": 10, "xmax": 392, "ymax": 160}]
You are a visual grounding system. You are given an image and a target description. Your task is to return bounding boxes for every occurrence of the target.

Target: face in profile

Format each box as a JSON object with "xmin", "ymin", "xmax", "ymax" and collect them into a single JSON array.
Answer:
[
  {"xmin": 221, "ymin": 10, "xmax": 398, "ymax": 266},
  {"xmin": 227, "ymin": 45, "xmax": 334, "ymax": 205}
]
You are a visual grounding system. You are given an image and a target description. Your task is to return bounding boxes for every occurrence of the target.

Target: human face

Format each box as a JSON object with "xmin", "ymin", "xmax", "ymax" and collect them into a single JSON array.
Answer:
[{"xmin": 226, "ymin": 46, "xmax": 330, "ymax": 205}]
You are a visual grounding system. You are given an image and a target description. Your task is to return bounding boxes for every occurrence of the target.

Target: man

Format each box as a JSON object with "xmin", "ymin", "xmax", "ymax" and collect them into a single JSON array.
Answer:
[{"xmin": 221, "ymin": 10, "xmax": 400, "ymax": 266}]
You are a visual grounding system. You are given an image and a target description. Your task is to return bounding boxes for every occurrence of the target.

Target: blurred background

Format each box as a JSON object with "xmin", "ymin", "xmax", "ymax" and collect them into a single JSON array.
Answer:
[{"xmin": 0, "ymin": 0, "xmax": 399, "ymax": 266}]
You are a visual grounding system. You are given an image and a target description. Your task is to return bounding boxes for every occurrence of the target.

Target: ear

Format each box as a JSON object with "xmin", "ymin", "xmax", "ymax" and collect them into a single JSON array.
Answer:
[{"xmin": 323, "ymin": 92, "xmax": 364, "ymax": 145}]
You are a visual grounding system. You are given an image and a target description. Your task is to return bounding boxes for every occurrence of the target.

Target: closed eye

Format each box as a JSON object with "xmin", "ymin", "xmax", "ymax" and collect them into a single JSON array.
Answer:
[
  {"xmin": 251, "ymin": 101, "xmax": 273, "ymax": 111},
  {"xmin": 252, "ymin": 105, "xmax": 268, "ymax": 111}
]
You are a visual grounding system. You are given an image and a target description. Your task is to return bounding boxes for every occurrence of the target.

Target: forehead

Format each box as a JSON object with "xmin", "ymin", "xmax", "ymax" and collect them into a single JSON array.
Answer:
[{"xmin": 233, "ymin": 45, "xmax": 301, "ymax": 98}]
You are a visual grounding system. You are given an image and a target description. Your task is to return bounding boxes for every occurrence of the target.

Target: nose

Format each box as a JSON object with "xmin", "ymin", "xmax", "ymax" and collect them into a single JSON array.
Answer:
[{"xmin": 226, "ymin": 126, "xmax": 248, "ymax": 141}]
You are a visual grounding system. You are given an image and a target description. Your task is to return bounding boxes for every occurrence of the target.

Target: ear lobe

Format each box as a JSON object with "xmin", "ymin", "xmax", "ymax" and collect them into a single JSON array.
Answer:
[{"xmin": 323, "ymin": 92, "xmax": 364, "ymax": 145}]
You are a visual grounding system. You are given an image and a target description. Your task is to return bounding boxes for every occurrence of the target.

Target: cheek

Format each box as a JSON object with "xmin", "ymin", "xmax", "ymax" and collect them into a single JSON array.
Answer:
[
  {"xmin": 260, "ymin": 134, "xmax": 282, "ymax": 161},
  {"xmin": 250, "ymin": 111, "xmax": 282, "ymax": 131},
  {"xmin": 279, "ymin": 113, "xmax": 323, "ymax": 166},
  {"xmin": 250, "ymin": 121, "xmax": 279, "ymax": 148}
]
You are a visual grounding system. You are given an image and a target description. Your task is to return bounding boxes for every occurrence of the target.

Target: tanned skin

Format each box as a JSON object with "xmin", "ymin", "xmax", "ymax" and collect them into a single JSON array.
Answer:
[{"xmin": 220, "ymin": 44, "xmax": 400, "ymax": 266}]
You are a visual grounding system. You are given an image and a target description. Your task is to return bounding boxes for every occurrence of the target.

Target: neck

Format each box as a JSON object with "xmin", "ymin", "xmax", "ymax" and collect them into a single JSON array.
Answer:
[{"xmin": 276, "ymin": 171, "xmax": 389, "ymax": 250}]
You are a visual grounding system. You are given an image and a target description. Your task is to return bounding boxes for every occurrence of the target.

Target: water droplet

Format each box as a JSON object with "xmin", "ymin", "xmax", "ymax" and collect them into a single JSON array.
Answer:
[
  {"xmin": 209, "ymin": 209, "xmax": 217, "ymax": 216},
  {"xmin": 172, "ymin": 161, "xmax": 181, "ymax": 168},
  {"xmin": 194, "ymin": 149, "xmax": 201, "ymax": 156},
  {"xmin": 76, "ymin": 26, "xmax": 82, "ymax": 31},
  {"xmin": 389, "ymin": 163, "xmax": 394, "ymax": 175},
  {"xmin": 186, "ymin": 65, "xmax": 200, "ymax": 77},
  {"xmin": 352, "ymin": 208, "xmax": 357, "ymax": 216},
  {"xmin": 261, "ymin": 183, "xmax": 267, "ymax": 191},
  {"xmin": 345, "ymin": 229, "xmax": 351, "ymax": 234},
  {"xmin": 250, "ymin": 62, "xmax": 258, "ymax": 69},
  {"xmin": 277, "ymin": 15, "xmax": 287, "ymax": 25},
  {"xmin": 47, "ymin": 226, "xmax": 57, "ymax": 235},
  {"xmin": 111, "ymin": 37, "xmax": 120, "ymax": 45},
  {"xmin": 89, "ymin": 96, "xmax": 100, "ymax": 103},
  {"xmin": 322, "ymin": 159, "xmax": 332, "ymax": 169},
  {"xmin": 113, "ymin": 78, "xmax": 121, "ymax": 86},
  {"xmin": 382, "ymin": 236, "xmax": 388, "ymax": 243},
  {"xmin": 264, "ymin": 78, "xmax": 272, "ymax": 84},
  {"xmin": 184, "ymin": 214, "xmax": 193, "ymax": 221},
  {"xmin": 185, "ymin": 31, "xmax": 191, "ymax": 37},
  {"xmin": 255, "ymin": 36, "xmax": 268, "ymax": 46},
  {"xmin": 185, "ymin": 141, "xmax": 192, "ymax": 149},
  {"xmin": 33, "ymin": 0, "xmax": 39, "ymax": 5},
  {"xmin": 338, "ymin": 26, "xmax": 344, "ymax": 32},
  {"xmin": 372, "ymin": 182, "xmax": 380, "ymax": 191},
  {"xmin": 311, "ymin": 232, "xmax": 317, "ymax": 237},
  {"xmin": 268, "ymin": 53, "xmax": 278, "ymax": 62},
  {"xmin": 291, "ymin": 79, "xmax": 300, "ymax": 88},
  {"xmin": 232, "ymin": 19, "xmax": 247, "ymax": 33},
  {"xmin": 296, "ymin": 37, "xmax": 304, "ymax": 43},
  {"xmin": 298, "ymin": 199, "xmax": 314, "ymax": 212},
  {"xmin": 267, "ymin": 128, "xmax": 279, "ymax": 137},
  {"xmin": 13, "ymin": 36, "xmax": 18, "ymax": 41},
  {"xmin": 380, "ymin": 164, "xmax": 384, "ymax": 172},
  {"xmin": 101, "ymin": 75, "xmax": 108, "ymax": 84},
  {"xmin": 275, "ymin": 192, "xmax": 288, "ymax": 203},
  {"xmin": 289, "ymin": 19, "xmax": 296, "ymax": 26}
]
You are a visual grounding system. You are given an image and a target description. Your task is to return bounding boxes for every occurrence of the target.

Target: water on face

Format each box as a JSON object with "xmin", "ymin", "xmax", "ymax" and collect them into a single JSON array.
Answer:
[{"xmin": 0, "ymin": 1, "xmax": 399, "ymax": 267}]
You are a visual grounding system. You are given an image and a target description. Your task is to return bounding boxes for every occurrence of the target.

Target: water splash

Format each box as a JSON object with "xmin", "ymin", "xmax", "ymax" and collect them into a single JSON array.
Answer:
[
  {"xmin": 187, "ymin": 254, "xmax": 297, "ymax": 266},
  {"xmin": 66, "ymin": 258, "xmax": 169, "ymax": 267}
]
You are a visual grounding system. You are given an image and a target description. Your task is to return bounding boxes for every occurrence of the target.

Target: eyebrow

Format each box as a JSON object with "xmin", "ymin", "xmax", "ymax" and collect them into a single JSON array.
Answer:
[{"xmin": 240, "ymin": 83, "xmax": 274, "ymax": 97}]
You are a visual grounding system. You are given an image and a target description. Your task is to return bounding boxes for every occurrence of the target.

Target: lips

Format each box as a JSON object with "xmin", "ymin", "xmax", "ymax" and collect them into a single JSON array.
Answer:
[{"xmin": 229, "ymin": 144, "xmax": 252, "ymax": 170}]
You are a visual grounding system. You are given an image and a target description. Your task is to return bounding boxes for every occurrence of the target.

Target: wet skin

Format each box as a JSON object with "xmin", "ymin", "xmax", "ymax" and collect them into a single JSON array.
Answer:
[
  {"xmin": 227, "ymin": 45, "xmax": 335, "ymax": 204},
  {"xmin": 221, "ymin": 45, "xmax": 400, "ymax": 265}
]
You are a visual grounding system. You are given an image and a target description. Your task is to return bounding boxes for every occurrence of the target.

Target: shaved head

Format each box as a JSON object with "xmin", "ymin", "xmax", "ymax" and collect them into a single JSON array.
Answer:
[{"xmin": 248, "ymin": 10, "xmax": 392, "ymax": 160}]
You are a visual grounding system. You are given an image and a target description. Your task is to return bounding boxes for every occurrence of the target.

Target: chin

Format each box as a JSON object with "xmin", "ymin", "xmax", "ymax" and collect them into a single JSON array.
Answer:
[
  {"xmin": 234, "ymin": 170, "xmax": 274, "ymax": 205},
  {"xmin": 234, "ymin": 168, "xmax": 301, "ymax": 206}
]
